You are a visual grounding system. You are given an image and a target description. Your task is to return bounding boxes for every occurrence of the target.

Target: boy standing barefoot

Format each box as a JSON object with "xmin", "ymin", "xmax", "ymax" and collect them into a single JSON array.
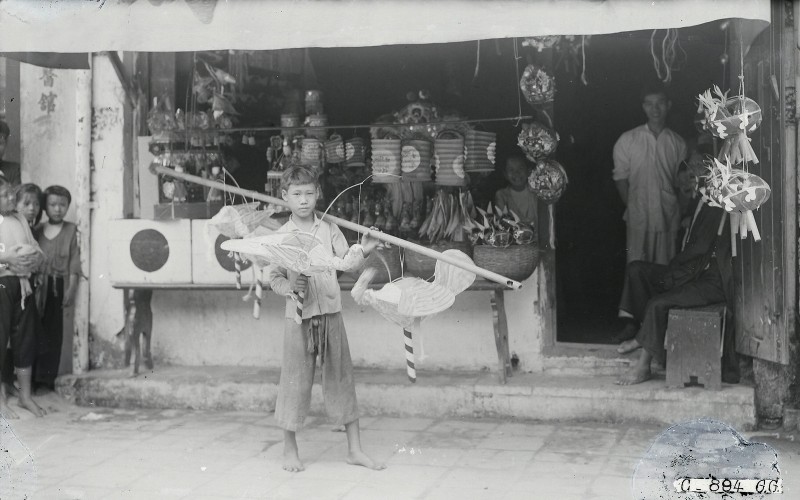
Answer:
[{"xmin": 267, "ymin": 166, "xmax": 385, "ymax": 473}]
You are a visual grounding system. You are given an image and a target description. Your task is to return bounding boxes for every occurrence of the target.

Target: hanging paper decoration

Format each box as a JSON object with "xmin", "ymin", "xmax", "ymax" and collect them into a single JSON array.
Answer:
[
  {"xmin": 519, "ymin": 65, "xmax": 556, "ymax": 105},
  {"xmin": 522, "ymin": 36, "xmax": 562, "ymax": 52},
  {"xmin": 703, "ymin": 156, "xmax": 771, "ymax": 241},
  {"xmin": 697, "ymin": 86, "xmax": 762, "ymax": 164},
  {"xmin": 554, "ymin": 35, "xmax": 591, "ymax": 85},
  {"xmin": 528, "ymin": 159, "xmax": 568, "ymax": 204},
  {"xmin": 517, "ymin": 122, "xmax": 559, "ymax": 161}
]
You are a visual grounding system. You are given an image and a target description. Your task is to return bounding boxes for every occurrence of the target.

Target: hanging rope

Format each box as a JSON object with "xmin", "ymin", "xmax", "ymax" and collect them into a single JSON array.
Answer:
[
  {"xmin": 650, "ymin": 28, "xmax": 681, "ymax": 83},
  {"xmin": 580, "ymin": 35, "xmax": 588, "ymax": 86},
  {"xmin": 513, "ymin": 38, "xmax": 523, "ymax": 127}
]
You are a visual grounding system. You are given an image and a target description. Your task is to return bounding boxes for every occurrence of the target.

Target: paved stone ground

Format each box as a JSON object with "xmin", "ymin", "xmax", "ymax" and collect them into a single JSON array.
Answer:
[{"xmin": 1, "ymin": 392, "xmax": 798, "ymax": 499}]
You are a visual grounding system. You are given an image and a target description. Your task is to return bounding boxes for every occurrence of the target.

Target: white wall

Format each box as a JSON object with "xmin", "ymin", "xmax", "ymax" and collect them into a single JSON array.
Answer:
[
  {"xmin": 150, "ymin": 273, "xmax": 542, "ymax": 372},
  {"xmin": 88, "ymin": 55, "xmax": 126, "ymax": 346},
  {"xmin": 19, "ymin": 63, "xmax": 82, "ymax": 222}
]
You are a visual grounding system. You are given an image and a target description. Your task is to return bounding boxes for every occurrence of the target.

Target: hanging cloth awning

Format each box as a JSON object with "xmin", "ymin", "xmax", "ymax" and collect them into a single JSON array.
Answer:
[{"xmin": 0, "ymin": 0, "xmax": 770, "ymax": 53}]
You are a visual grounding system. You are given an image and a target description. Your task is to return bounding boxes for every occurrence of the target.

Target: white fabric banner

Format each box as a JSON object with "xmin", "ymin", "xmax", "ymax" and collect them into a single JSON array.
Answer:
[{"xmin": 0, "ymin": 0, "xmax": 770, "ymax": 52}]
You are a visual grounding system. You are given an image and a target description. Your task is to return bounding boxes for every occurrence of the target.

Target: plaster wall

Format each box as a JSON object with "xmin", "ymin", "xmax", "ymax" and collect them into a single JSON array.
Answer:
[
  {"xmin": 88, "ymin": 55, "xmax": 126, "ymax": 357},
  {"xmin": 149, "ymin": 274, "xmax": 542, "ymax": 372},
  {"xmin": 19, "ymin": 63, "xmax": 81, "ymax": 222}
]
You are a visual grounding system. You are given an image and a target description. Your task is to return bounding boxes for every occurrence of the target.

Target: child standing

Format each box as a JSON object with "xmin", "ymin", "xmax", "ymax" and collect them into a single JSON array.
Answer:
[
  {"xmin": 494, "ymin": 155, "xmax": 538, "ymax": 226},
  {"xmin": 15, "ymin": 183, "xmax": 43, "ymax": 228},
  {"xmin": 0, "ymin": 177, "xmax": 45, "ymax": 418},
  {"xmin": 34, "ymin": 186, "xmax": 80, "ymax": 391},
  {"xmin": 267, "ymin": 166, "xmax": 385, "ymax": 473}
]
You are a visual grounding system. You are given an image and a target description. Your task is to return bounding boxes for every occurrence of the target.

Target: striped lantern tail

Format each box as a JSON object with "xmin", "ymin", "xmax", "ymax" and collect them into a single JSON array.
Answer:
[
  {"xmin": 403, "ymin": 328, "xmax": 416, "ymax": 383},
  {"xmin": 234, "ymin": 253, "xmax": 243, "ymax": 289},
  {"xmin": 253, "ymin": 268, "xmax": 263, "ymax": 319},
  {"xmin": 294, "ymin": 290, "xmax": 305, "ymax": 325}
]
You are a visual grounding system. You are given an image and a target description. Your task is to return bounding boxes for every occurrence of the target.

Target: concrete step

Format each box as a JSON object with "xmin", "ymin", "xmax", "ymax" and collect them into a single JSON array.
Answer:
[
  {"xmin": 541, "ymin": 344, "xmax": 633, "ymax": 376},
  {"xmin": 56, "ymin": 365, "xmax": 756, "ymax": 430}
]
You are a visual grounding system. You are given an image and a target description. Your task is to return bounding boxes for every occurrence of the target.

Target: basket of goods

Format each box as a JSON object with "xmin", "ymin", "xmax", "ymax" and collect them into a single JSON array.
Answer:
[
  {"xmin": 703, "ymin": 156, "xmax": 771, "ymax": 242},
  {"xmin": 325, "ymin": 134, "xmax": 346, "ymax": 164},
  {"xmin": 520, "ymin": 64, "xmax": 556, "ymax": 105},
  {"xmin": 345, "ymin": 137, "xmax": 367, "ymax": 167},
  {"xmin": 528, "ymin": 159, "xmax": 568, "ymax": 204},
  {"xmin": 401, "ymin": 139, "xmax": 434, "ymax": 181},
  {"xmin": 464, "ymin": 129, "xmax": 497, "ymax": 173},
  {"xmin": 406, "ymin": 190, "xmax": 474, "ymax": 279},
  {"xmin": 434, "ymin": 130, "xmax": 467, "ymax": 186},
  {"xmin": 466, "ymin": 203, "xmax": 539, "ymax": 282},
  {"xmin": 517, "ymin": 122, "xmax": 559, "ymax": 161},
  {"xmin": 697, "ymin": 86, "xmax": 762, "ymax": 165},
  {"xmin": 371, "ymin": 138, "xmax": 402, "ymax": 183}
]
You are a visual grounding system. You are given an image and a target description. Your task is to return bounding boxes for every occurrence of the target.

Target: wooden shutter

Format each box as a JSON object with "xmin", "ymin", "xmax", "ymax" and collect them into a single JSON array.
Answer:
[{"xmin": 734, "ymin": 3, "xmax": 795, "ymax": 365}]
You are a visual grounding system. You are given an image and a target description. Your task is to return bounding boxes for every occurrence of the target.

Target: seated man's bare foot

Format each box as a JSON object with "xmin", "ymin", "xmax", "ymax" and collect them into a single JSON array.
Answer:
[
  {"xmin": 347, "ymin": 450, "xmax": 386, "ymax": 470},
  {"xmin": 617, "ymin": 338, "xmax": 641, "ymax": 355},
  {"xmin": 0, "ymin": 401, "xmax": 19, "ymax": 419},
  {"xmin": 615, "ymin": 367, "xmax": 652, "ymax": 386},
  {"xmin": 18, "ymin": 397, "xmax": 45, "ymax": 417},
  {"xmin": 283, "ymin": 449, "xmax": 305, "ymax": 472}
]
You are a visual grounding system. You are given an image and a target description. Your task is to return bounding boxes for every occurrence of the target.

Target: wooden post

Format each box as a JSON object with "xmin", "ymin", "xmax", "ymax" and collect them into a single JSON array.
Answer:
[{"xmin": 73, "ymin": 64, "xmax": 92, "ymax": 374}]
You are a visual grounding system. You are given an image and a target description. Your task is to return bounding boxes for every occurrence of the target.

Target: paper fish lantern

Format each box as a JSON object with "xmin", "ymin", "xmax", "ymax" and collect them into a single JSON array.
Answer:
[
  {"xmin": 697, "ymin": 86, "xmax": 762, "ymax": 164},
  {"xmin": 703, "ymin": 156, "xmax": 771, "ymax": 242},
  {"xmin": 528, "ymin": 159, "xmax": 568, "ymax": 204}
]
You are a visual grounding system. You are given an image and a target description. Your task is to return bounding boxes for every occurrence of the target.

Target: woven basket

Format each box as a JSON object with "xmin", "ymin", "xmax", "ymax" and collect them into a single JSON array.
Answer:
[
  {"xmin": 405, "ymin": 241, "xmax": 473, "ymax": 279},
  {"xmin": 473, "ymin": 244, "xmax": 539, "ymax": 282}
]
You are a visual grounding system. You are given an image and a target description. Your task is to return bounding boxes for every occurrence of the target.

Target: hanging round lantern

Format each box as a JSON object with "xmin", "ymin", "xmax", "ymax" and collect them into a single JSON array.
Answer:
[
  {"xmin": 517, "ymin": 122, "xmax": 559, "ymax": 161},
  {"xmin": 528, "ymin": 159, "xmax": 568, "ymax": 204},
  {"xmin": 520, "ymin": 65, "xmax": 556, "ymax": 105}
]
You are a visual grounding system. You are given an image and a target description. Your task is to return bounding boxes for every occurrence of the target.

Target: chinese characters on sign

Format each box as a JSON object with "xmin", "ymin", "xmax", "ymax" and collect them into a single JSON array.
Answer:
[{"xmin": 39, "ymin": 92, "xmax": 57, "ymax": 115}]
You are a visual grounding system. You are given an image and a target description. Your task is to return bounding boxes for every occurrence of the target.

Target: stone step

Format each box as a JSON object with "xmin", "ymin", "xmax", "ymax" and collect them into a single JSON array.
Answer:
[{"xmin": 56, "ymin": 365, "xmax": 756, "ymax": 430}]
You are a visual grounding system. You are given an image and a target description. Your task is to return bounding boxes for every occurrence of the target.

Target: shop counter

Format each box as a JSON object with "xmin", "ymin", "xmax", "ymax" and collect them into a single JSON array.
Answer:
[{"xmin": 110, "ymin": 279, "xmax": 514, "ymax": 384}]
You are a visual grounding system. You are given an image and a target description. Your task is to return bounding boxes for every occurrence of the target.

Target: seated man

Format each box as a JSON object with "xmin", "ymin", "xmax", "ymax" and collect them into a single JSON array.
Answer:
[{"xmin": 615, "ymin": 194, "xmax": 734, "ymax": 385}]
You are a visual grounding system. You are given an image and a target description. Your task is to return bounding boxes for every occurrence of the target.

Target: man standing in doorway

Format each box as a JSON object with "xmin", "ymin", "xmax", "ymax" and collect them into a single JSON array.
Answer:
[
  {"xmin": 614, "ymin": 84, "xmax": 686, "ymax": 264},
  {"xmin": 0, "ymin": 121, "xmax": 21, "ymax": 187},
  {"xmin": 612, "ymin": 84, "xmax": 686, "ymax": 343}
]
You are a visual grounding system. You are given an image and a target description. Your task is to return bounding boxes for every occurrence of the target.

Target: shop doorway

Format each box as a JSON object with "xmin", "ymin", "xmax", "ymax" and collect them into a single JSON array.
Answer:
[{"xmin": 553, "ymin": 25, "xmax": 729, "ymax": 344}]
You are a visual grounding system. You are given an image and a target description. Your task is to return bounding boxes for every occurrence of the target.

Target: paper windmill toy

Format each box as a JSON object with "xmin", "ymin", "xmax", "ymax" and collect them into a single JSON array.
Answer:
[
  {"xmin": 351, "ymin": 250, "xmax": 476, "ymax": 382},
  {"xmin": 703, "ymin": 156, "xmax": 771, "ymax": 244},
  {"xmin": 697, "ymin": 86, "xmax": 762, "ymax": 165},
  {"xmin": 222, "ymin": 231, "xmax": 362, "ymax": 324}
]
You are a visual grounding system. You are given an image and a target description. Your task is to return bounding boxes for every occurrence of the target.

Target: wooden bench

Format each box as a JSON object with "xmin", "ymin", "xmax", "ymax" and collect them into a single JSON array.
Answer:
[
  {"xmin": 111, "ymin": 279, "xmax": 515, "ymax": 383},
  {"xmin": 664, "ymin": 304, "xmax": 727, "ymax": 390}
]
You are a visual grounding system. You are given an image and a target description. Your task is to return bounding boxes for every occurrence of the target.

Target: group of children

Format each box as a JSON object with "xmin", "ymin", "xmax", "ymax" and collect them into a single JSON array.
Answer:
[{"xmin": 0, "ymin": 177, "xmax": 80, "ymax": 419}]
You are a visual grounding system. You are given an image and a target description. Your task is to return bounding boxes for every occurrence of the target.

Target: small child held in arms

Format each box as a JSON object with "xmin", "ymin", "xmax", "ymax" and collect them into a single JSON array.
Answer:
[
  {"xmin": 267, "ymin": 166, "xmax": 386, "ymax": 473},
  {"xmin": 34, "ymin": 186, "xmax": 80, "ymax": 391},
  {"xmin": 0, "ymin": 177, "xmax": 45, "ymax": 418},
  {"xmin": 494, "ymin": 154, "xmax": 538, "ymax": 226}
]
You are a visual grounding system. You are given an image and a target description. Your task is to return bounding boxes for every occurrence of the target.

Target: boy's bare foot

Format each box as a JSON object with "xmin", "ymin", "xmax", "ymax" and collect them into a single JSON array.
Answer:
[
  {"xmin": 282, "ymin": 430, "xmax": 304, "ymax": 472},
  {"xmin": 0, "ymin": 401, "xmax": 19, "ymax": 419},
  {"xmin": 18, "ymin": 397, "xmax": 45, "ymax": 417},
  {"xmin": 283, "ymin": 450, "xmax": 305, "ymax": 472},
  {"xmin": 615, "ymin": 366, "xmax": 652, "ymax": 385},
  {"xmin": 347, "ymin": 449, "xmax": 386, "ymax": 470}
]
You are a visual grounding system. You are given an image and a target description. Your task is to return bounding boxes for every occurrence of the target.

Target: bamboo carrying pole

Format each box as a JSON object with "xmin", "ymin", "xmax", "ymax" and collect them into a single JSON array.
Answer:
[{"xmin": 149, "ymin": 164, "xmax": 523, "ymax": 289}]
